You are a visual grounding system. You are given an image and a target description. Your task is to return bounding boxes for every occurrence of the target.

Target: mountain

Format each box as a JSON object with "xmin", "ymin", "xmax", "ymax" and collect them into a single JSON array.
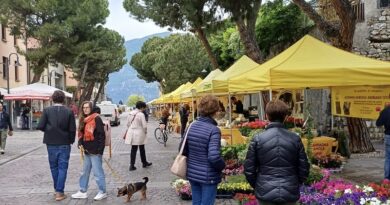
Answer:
[{"xmin": 106, "ymin": 32, "xmax": 170, "ymax": 104}]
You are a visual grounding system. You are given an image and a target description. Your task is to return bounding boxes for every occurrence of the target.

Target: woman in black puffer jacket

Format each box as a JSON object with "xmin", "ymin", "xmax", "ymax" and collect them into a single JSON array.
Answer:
[{"xmin": 244, "ymin": 100, "xmax": 309, "ymax": 205}]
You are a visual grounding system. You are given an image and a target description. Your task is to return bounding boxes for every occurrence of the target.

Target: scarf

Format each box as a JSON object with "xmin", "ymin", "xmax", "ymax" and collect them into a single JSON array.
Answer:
[{"xmin": 83, "ymin": 113, "xmax": 98, "ymax": 142}]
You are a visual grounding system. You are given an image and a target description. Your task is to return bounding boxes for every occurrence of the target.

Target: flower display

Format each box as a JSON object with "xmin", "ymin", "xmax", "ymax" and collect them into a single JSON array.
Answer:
[
  {"xmin": 238, "ymin": 120, "xmax": 268, "ymax": 136},
  {"xmin": 234, "ymin": 193, "xmax": 256, "ymax": 205},
  {"xmin": 284, "ymin": 116, "xmax": 304, "ymax": 128},
  {"xmin": 171, "ymin": 179, "xmax": 191, "ymax": 198},
  {"xmin": 312, "ymin": 153, "xmax": 344, "ymax": 169}
]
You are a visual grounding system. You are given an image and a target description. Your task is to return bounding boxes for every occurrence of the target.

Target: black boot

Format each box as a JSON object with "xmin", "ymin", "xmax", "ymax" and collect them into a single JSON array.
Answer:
[
  {"xmin": 140, "ymin": 145, "xmax": 152, "ymax": 168},
  {"xmin": 129, "ymin": 145, "xmax": 138, "ymax": 171}
]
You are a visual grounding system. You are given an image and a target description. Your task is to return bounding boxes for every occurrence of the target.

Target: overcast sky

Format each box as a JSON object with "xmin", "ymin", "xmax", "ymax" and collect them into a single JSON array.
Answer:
[{"xmin": 104, "ymin": 0, "xmax": 169, "ymax": 40}]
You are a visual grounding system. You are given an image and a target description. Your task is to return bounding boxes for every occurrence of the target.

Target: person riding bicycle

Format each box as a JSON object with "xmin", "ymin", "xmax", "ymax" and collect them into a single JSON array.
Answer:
[{"xmin": 159, "ymin": 109, "xmax": 170, "ymax": 130}]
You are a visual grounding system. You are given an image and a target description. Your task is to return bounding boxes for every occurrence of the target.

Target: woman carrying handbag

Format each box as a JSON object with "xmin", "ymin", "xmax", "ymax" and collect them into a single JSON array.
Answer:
[{"xmin": 180, "ymin": 95, "xmax": 225, "ymax": 205}]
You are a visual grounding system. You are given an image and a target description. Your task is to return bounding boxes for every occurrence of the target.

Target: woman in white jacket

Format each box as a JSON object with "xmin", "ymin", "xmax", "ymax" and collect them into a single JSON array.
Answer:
[{"xmin": 125, "ymin": 101, "xmax": 152, "ymax": 171}]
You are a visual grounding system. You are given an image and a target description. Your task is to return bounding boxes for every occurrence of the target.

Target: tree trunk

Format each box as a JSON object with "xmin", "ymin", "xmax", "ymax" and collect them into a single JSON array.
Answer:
[
  {"xmin": 194, "ymin": 28, "xmax": 219, "ymax": 70},
  {"xmin": 93, "ymin": 78, "xmax": 105, "ymax": 105},
  {"xmin": 293, "ymin": 0, "xmax": 374, "ymax": 153},
  {"xmin": 82, "ymin": 82, "xmax": 95, "ymax": 102},
  {"xmin": 235, "ymin": 18, "xmax": 263, "ymax": 63},
  {"xmin": 31, "ymin": 73, "xmax": 42, "ymax": 83},
  {"xmin": 346, "ymin": 118, "xmax": 375, "ymax": 153},
  {"xmin": 73, "ymin": 60, "xmax": 88, "ymax": 104}
]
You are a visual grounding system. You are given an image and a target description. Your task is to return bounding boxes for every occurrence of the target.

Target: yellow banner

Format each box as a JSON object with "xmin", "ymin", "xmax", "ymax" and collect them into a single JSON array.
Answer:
[{"xmin": 331, "ymin": 86, "xmax": 390, "ymax": 119}]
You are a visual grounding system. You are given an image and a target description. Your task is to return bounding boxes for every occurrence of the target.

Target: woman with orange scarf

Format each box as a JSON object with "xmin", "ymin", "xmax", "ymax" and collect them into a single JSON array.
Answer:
[{"xmin": 71, "ymin": 101, "xmax": 107, "ymax": 201}]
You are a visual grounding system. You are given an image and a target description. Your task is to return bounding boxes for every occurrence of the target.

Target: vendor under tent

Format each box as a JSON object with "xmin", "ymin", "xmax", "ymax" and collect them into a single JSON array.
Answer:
[{"xmin": 228, "ymin": 35, "xmax": 390, "ymax": 93}]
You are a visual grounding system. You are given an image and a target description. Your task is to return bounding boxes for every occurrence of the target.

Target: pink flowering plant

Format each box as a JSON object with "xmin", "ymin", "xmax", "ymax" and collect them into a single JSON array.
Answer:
[
  {"xmin": 299, "ymin": 169, "xmax": 390, "ymax": 204},
  {"xmin": 171, "ymin": 179, "xmax": 191, "ymax": 196}
]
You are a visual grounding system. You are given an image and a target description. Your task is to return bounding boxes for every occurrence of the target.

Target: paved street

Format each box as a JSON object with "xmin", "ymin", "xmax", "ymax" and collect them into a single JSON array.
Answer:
[
  {"xmin": 0, "ymin": 113, "xmax": 387, "ymax": 205},
  {"xmin": 0, "ymin": 113, "xmax": 236, "ymax": 205}
]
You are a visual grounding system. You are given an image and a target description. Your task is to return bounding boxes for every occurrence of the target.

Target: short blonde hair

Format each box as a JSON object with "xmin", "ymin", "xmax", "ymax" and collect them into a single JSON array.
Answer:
[{"xmin": 198, "ymin": 95, "xmax": 219, "ymax": 117}]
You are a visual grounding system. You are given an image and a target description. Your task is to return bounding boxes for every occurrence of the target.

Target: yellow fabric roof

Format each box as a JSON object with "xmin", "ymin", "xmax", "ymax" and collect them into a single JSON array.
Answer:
[
  {"xmin": 229, "ymin": 35, "xmax": 390, "ymax": 93},
  {"xmin": 195, "ymin": 69, "xmax": 223, "ymax": 93},
  {"xmin": 180, "ymin": 77, "xmax": 203, "ymax": 99},
  {"xmin": 200, "ymin": 55, "xmax": 259, "ymax": 94},
  {"xmin": 165, "ymin": 82, "xmax": 193, "ymax": 103}
]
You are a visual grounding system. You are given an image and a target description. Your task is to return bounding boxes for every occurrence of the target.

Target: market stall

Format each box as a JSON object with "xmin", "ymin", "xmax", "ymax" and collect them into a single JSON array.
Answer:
[{"xmin": 4, "ymin": 83, "xmax": 73, "ymax": 130}]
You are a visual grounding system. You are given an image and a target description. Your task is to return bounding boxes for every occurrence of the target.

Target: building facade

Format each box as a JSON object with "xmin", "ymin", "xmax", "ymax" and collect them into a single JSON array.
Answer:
[
  {"xmin": 0, "ymin": 24, "xmax": 28, "ymax": 93},
  {"xmin": 353, "ymin": 0, "xmax": 390, "ymax": 61}
]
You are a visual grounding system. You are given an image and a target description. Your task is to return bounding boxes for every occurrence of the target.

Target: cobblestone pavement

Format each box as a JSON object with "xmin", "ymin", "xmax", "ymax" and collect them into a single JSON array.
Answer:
[{"xmin": 0, "ymin": 114, "xmax": 237, "ymax": 205}]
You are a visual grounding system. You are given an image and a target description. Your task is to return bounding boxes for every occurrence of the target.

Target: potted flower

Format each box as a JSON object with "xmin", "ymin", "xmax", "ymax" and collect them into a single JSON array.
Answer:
[{"xmin": 171, "ymin": 179, "xmax": 192, "ymax": 200}]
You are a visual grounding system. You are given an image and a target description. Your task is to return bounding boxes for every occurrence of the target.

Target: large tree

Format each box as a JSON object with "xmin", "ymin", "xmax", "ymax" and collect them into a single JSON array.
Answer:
[
  {"xmin": 72, "ymin": 27, "xmax": 127, "ymax": 105},
  {"xmin": 1, "ymin": 0, "xmax": 110, "ymax": 82},
  {"xmin": 123, "ymin": 0, "xmax": 221, "ymax": 70},
  {"xmin": 215, "ymin": 0, "xmax": 263, "ymax": 63},
  {"xmin": 293, "ymin": 0, "xmax": 374, "ymax": 153},
  {"xmin": 131, "ymin": 34, "xmax": 211, "ymax": 93}
]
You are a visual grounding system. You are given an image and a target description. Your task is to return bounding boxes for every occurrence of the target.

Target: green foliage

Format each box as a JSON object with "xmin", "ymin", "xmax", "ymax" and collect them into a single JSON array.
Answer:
[
  {"xmin": 226, "ymin": 174, "xmax": 247, "ymax": 183},
  {"xmin": 256, "ymin": 0, "xmax": 314, "ymax": 57},
  {"xmin": 221, "ymin": 144, "xmax": 247, "ymax": 161},
  {"xmin": 127, "ymin": 95, "xmax": 145, "ymax": 107},
  {"xmin": 130, "ymin": 34, "xmax": 211, "ymax": 93},
  {"xmin": 304, "ymin": 168, "xmax": 324, "ymax": 185}
]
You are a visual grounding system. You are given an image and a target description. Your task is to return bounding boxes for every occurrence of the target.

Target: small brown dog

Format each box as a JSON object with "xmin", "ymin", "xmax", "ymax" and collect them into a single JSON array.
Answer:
[{"xmin": 117, "ymin": 177, "xmax": 148, "ymax": 202}]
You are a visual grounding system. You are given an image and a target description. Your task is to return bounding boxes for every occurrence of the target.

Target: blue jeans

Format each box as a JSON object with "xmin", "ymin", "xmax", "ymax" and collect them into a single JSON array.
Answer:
[
  {"xmin": 79, "ymin": 154, "xmax": 106, "ymax": 193},
  {"xmin": 47, "ymin": 145, "xmax": 71, "ymax": 193},
  {"xmin": 189, "ymin": 181, "xmax": 217, "ymax": 205},
  {"xmin": 385, "ymin": 135, "xmax": 390, "ymax": 180}
]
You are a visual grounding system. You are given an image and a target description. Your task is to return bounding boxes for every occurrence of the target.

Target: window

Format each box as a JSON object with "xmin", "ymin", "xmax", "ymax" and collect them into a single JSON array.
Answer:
[
  {"xmin": 1, "ymin": 24, "xmax": 6, "ymax": 41},
  {"xmin": 380, "ymin": 0, "xmax": 390, "ymax": 7},
  {"xmin": 15, "ymin": 61, "xmax": 19, "ymax": 81},
  {"xmin": 2, "ymin": 57, "xmax": 7, "ymax": 79},
  {"xmin": 352, "ymin": 2, "xmax": 365, "ymax": 22}
]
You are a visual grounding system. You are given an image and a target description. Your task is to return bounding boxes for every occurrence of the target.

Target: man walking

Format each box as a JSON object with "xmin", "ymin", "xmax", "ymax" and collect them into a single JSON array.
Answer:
[
  {"xmin": 244, "ymin": 100, "xmax": 309, "ymax": 205},
  {"xmin": 0, "ymin": 103, "xmax": 13, "ymax": 154},
  {"xmin": 376, "ymin": 104, "xmax": 390, "ymax": 180},
  {"xmin": 37, "ymin": 91, "xmax": 76, "ymax": 201}
]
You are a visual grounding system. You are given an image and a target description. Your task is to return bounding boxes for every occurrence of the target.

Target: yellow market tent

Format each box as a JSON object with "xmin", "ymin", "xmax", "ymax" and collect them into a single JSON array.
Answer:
[
  {"xmin": 180, "ymin": 77, "xmax": 203, "ymax": 99},
  {"xmin": 229, "ymin": 35, "xmax": 390, "ymax": 93},
  {"xmin": 164, "ymin": 82, "xmax": 193, "ymax": 103},
  {"xmin": 194, "ymin": 69, "xmax": 223, "ymax": 94},
  {"xmin": 200, "ymin": 55, "xmax": 259, "ymax": 94}
]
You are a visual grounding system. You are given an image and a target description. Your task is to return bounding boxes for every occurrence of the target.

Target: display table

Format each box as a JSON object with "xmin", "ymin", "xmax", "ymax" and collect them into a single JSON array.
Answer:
[
  {"xmin": 301, "ymin": 136, "xmax": 338, "ymax": 156},
  {"xmin": 219, "ymin": 128, "xmax": 247, "ymax": 145}
]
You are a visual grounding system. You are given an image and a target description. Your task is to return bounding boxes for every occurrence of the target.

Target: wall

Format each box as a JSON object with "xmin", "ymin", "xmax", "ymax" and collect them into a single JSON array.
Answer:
[{"xmin": 0, "ymin": 24, "xmax": 28, "ymax": 92}]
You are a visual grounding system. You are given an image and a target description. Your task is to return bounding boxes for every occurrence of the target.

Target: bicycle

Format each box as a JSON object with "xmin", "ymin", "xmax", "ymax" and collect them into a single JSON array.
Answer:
[
  {"xmin": 155, "ymin": 124, "xmax": 168, "ymax": 147},
  {"xmin": 166, "ymin": 120, "xmax": 174, "ymax": 134}
]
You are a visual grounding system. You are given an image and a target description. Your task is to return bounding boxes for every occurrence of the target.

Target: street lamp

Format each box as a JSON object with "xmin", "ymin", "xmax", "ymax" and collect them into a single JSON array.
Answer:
[{"xmin": 6, "ymin": 53, "xmax": 22, "ymax": 94}]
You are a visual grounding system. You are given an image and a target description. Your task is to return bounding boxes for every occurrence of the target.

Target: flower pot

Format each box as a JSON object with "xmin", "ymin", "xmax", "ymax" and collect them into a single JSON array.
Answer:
[{"xmin": 180, "ymin": 193, "xmax": 192, "ymax": 200}]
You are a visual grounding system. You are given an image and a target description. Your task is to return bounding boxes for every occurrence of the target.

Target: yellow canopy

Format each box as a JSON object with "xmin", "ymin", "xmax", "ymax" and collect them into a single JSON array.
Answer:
[
  {"xmin": 229, "ymin": 35, "xmax": 390, "ymax": 93},
  {"xmin": 200, "ymin": 55, "xmax": 258, "ymax": 94},
  {"xmin": 165, "ymin": 82, "xmax": 193, "ymax": 103},
  {"xmin": 195, "ymin": 69, "xmax": 223, "ymax": 93},
  {"xmin": 180, "ymin": 77, "xmax": 203, "ymax": 99}
]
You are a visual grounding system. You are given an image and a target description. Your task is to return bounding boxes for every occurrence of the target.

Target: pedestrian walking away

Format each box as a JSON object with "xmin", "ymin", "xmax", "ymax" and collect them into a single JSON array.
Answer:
[
  {"xmin": 124, "ymin": 101, "xmax": 152, "ymax": 171},
  {"xmin": 0, "ymin": 103, "xmax": 13, "ymax": 154},
  {"xmin": 183, "ymin": 94, "xmax": 225, "ymax": 205},
  {"xmin": 244, "ymin": 100, "xmax": 309, "ymax": 205},
  {"xmin": 179, "ymin": 104, "xmax": 190, "ymax": 138},
  {"xmin": 376, "ymin": 104, "xmax": 390, "ymax": 180},
  {"xmin": 37, "ymin": 90, "xmax": 76, "ymax": 201},
  {"xmin": 72, "ymin": 101, "xmax": 107, "ymax": 201}
]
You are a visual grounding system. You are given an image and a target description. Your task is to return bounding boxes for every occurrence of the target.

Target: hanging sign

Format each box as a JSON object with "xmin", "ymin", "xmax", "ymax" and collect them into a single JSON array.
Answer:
[{"xmin": 331, "ymin": 86, "xmax": 390, "ymax": 119}]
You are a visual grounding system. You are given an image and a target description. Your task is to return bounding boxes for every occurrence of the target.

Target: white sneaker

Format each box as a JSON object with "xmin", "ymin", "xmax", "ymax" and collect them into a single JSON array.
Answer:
[
  {"xmin": 94, "ymin": 192, "xmax": 107, "ymax": 201},
  {"xmin": 71, "ymin": 191, "xmax": 88, "ymax": 199}
]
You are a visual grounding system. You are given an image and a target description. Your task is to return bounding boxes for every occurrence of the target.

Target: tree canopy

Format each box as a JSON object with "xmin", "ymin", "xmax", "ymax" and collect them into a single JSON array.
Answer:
[
  {"xmin": 127, "ymin": 95, "xmax": 145, "ymax": 107},
  {"xmin": 131, "ymin": 34, "xmax": 211, "ymax": 93}
]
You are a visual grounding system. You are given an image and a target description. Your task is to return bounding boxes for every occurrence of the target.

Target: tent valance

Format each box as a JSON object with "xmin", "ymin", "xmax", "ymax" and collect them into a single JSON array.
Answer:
[{"xmin": 4, "ymin": 83, "xmax": 73, "ymax": 100}]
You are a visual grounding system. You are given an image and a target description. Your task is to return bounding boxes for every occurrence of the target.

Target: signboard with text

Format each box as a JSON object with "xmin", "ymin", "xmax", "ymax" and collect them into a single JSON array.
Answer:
[{"xmin": 331, "ymin": 86, "xmax": 390, "ymax": 119}]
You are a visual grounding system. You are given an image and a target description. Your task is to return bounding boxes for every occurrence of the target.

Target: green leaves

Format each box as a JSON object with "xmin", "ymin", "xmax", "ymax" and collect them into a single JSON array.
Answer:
[
  {"xmin": 131, "ymin": 34, "xmax": 211, "ymax": 93},
  {"xmin": 127, "ymin": 95, "xmax": 145, "ymax": 107}
]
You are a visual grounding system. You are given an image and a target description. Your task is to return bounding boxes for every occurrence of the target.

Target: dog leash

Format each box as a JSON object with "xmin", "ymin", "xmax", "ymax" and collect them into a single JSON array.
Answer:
[{"xmin": 78, "ymin": 145, "xmax": 126, "ymax": 182}]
